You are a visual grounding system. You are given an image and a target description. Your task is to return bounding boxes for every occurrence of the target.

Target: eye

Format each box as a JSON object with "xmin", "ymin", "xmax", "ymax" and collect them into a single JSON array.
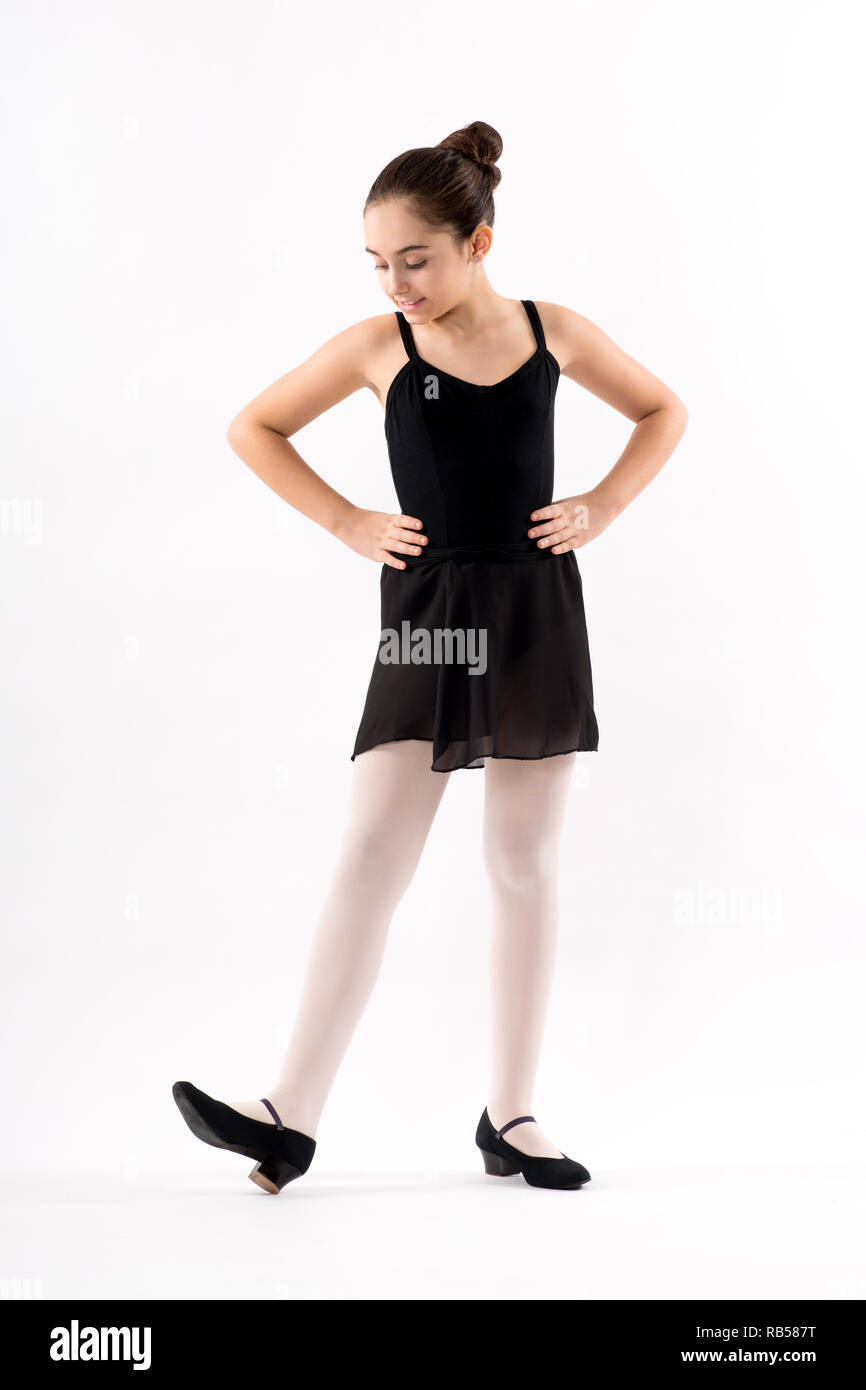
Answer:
[{"xmin": 373, "ymin": 260, "xmax": 427, "ymax": 271}]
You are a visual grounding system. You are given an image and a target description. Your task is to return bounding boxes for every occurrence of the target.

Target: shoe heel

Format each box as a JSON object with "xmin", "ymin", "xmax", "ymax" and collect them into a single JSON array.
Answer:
[
  {"xmin": 248, "ymin": 1154, "xmax": 303, "ymax": 1194},
  {"xmin": 480, "ymin": 1148, "xmax": 520, "ymax": 1176}
]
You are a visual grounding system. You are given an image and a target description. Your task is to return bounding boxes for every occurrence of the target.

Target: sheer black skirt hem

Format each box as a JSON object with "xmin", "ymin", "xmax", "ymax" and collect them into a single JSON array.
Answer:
[{"xmin": 350, "ymin": 735, "xmax": 599, "ymax": 774}]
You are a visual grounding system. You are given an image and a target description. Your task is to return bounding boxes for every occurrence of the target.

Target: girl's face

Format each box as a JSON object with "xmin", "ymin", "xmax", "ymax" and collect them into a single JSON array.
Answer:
[{"xmin": 364, "ymin": 200, "xmax": 484, "ymax": 321}]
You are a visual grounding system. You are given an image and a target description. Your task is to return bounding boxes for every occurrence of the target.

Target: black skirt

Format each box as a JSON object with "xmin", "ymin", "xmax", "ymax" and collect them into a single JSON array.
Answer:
[{"xmin": 351, "ymin": 541, "xmax": 599, "ymax": 773}]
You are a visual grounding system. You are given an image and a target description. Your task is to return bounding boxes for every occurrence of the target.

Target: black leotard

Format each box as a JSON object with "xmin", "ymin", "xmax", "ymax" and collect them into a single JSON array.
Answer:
[{"xmin": 351, "ymin": 299, "xmax": 599, "ymax": 771}]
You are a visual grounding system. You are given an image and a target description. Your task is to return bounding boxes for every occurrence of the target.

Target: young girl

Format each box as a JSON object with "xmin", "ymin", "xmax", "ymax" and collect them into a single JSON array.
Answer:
[{"xmin": 172, "ymin": 120, "xmax": 688, "ymax": 1193}]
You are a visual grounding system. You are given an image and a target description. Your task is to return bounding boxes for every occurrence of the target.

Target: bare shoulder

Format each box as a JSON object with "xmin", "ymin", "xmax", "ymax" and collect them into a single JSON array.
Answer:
[
  {"xmin": 291, "ymin": 311, "xmax": 398, "ymax": 391},
  {"xmin": 532, "ymin": 300, "xmax": 614, "ymax": 374},
  {"xmin": 533, "ymin": 299, "xmax": 688, "ymax": 422},
  {"xmin": 227, "ymin": 312, "xmax": 401, "ymax": 438}
]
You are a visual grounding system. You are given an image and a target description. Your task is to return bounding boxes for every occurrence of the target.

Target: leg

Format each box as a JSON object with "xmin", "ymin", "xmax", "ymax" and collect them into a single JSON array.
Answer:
[
  {"xmin": 231, "ymin": 740, "xmax": 450, "ymax": 1136},
  {"xmin": 482, "ymin": 752, "xmax": 576, "ymax": 1157}
]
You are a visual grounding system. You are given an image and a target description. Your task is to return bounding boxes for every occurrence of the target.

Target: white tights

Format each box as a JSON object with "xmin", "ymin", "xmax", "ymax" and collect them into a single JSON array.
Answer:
[{"xmin": 233, "ymin": 739, "xmax": 576, "ymax": 1156}]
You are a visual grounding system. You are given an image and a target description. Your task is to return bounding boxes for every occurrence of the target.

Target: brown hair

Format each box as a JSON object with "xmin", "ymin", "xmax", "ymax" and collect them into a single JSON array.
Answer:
[{"xmin": 364, "ymin": 121, "xmax": 503, "ymax": 247}]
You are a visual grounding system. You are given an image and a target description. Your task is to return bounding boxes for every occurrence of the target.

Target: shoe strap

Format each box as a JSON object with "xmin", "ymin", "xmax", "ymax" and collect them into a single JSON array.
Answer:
[
  {"xmin": 495, "ymin": 1114, "xmax": 536, "ymax": 1140},
  {"xmin": 260, "ymin": 1097, "xmax": 284, "ymax": 1130}
]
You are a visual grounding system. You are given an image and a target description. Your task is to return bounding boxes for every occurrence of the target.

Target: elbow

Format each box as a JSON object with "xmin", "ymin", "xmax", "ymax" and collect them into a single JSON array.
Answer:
[
  {"xmin": 649, "ymin": 397, "xmax": 688, "ymax": 428},
  {"xmin": 227, "ymin": 413, "xmax": 284, "ymax": 448},
  {"xmin": 668, "ymin": 399, "xmax": 688, "ymax": 436},
  {"xmin": 226, "ymin": 413, "xmax": 250, "ymax": 449}
]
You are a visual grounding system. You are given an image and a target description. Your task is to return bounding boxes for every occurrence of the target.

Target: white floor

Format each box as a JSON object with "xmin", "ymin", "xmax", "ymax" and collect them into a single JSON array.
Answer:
[{"xmin": 2, "ymin": 1161, "xmax": 862, "ymax": 1301}]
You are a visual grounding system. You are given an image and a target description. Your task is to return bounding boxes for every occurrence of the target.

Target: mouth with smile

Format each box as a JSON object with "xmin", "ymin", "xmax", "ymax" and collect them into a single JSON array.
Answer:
[{"xmin": 397, "ymin": 297, "xmax": 425, "ymax": 311}]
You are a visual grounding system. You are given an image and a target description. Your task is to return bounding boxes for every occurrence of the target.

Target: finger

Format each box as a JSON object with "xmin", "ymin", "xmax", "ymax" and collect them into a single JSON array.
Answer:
[
  {"xmin": 383, "ymin": 538, "xmax": 426, "ymax": 556},
  {"xmin": 378, "ymin": 549, "xmax": 407, "ymax": 570},
  {"xmin": 392, "ymin": 525, "xmax": 428, "ymax": 545},
  {"xmin": 394, "ymin": 514, "xmax": 425, "ymax": 532},
  {"xmin": 550, "ymin": 537, "xmax": 578, "ymax": 554},
  {"xmin": 537, "ymin": 525, "xmax": 573, "ymax": 549},
  {"xmin": 528, "ymin": 505, "xmax": 559, "ymax": 524},
  {"xmin": 527, "ymin": 517, "xmax": 564, "ymax": 540}
]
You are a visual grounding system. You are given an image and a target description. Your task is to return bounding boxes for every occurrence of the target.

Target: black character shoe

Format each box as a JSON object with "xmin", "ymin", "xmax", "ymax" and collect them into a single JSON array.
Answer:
[
  {"xmin": 475, "ymin": 1107, "xmax": 591, "ymax": 1190},
  {"xmin": 172, "ymin": 1080, "xmax": 316, "ymax": 1193}
]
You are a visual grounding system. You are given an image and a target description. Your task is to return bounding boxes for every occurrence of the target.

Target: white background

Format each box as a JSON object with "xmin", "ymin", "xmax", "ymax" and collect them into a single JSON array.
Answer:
[{"xmin": 2, "ymin": 0, "xmax": 864, "ymax": 1301}]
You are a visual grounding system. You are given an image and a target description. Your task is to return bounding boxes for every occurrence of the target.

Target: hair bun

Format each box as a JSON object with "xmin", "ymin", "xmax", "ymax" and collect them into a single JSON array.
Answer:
[{"xmin": 438, "ymin": 121, "xmax": 503, "ymax": 190}]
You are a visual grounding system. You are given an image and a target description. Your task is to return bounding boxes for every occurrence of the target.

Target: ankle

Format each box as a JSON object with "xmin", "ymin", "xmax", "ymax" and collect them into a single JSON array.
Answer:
[
  {"xmin": 487, "ymin": 1102, "xmax": 535, "ymax": 1130},
  {"xmin": 266, "ymin": 1092, "xmax": 320, "ymax": 1140}
]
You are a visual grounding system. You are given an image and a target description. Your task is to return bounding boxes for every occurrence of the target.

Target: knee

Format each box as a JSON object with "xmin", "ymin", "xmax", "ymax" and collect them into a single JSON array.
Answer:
[
  {"xmin": 483, "ymin": 833, "xmax": 553, "ymax": 895},
  {"xmin": 332, "ymin": 824, "xmax": 417, "ymax": 904}
]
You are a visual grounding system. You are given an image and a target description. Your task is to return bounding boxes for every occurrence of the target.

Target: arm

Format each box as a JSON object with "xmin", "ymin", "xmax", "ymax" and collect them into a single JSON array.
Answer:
[
  {"xmin": 226, "ymin": 317, "xmax": 427, "ymax": 570},
  {"xmin": 527, "ymin": 303, "xmax": 689, "ymax": 552}
]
